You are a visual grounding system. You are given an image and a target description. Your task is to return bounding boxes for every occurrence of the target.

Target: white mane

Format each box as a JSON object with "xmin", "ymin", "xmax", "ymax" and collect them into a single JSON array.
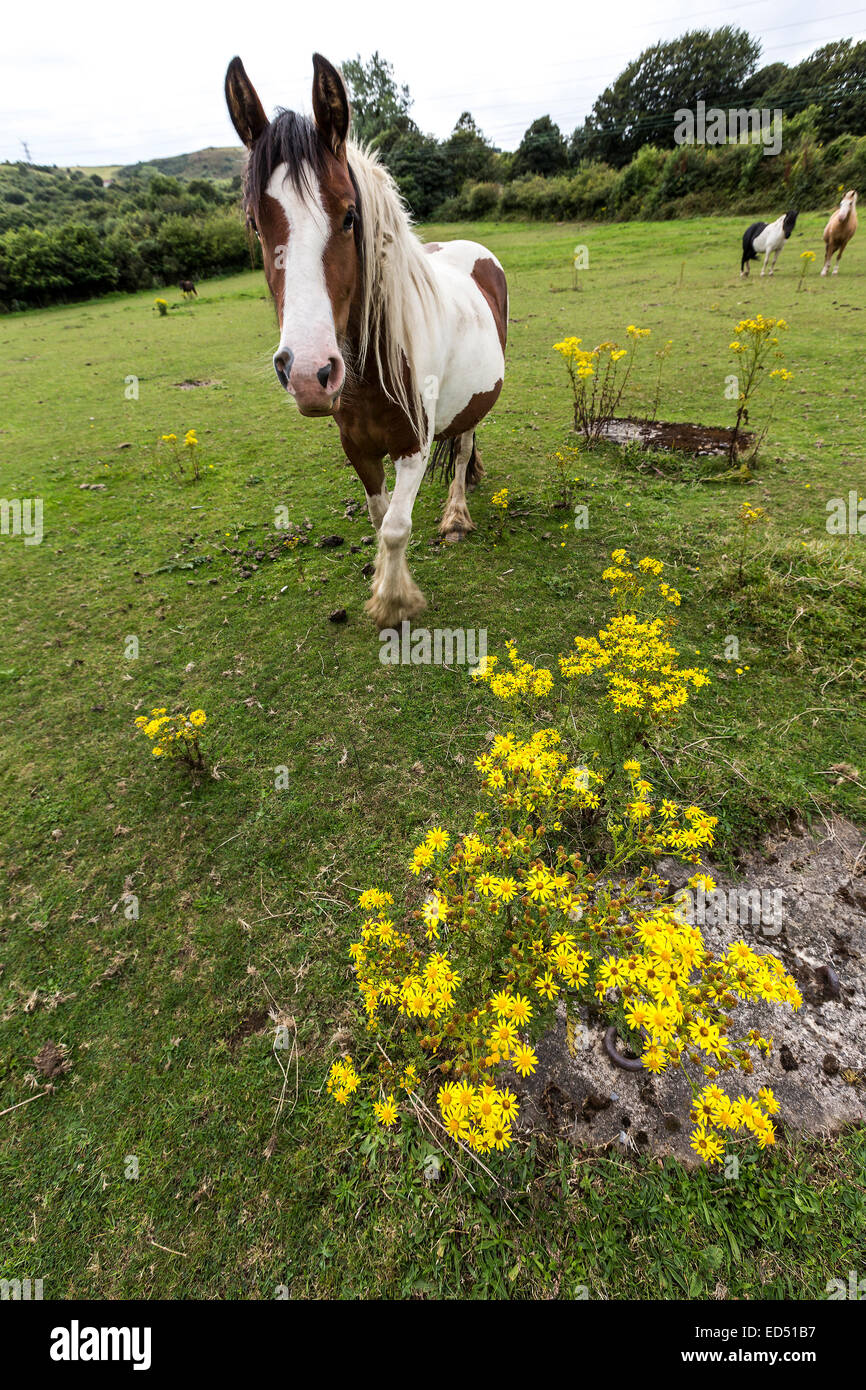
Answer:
[{"xmin": 348, "ymin": 141, "xmax": 443, "ymax": 432}]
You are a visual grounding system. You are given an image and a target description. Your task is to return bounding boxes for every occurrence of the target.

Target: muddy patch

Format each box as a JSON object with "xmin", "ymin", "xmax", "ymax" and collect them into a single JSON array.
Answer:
[
  {"xmin": 599, "ymin": 416, "xmax": 755, "ymax": 457},
  {"xmin": 515, "ymin": 817, "xmax": 866, "ymax": 1165},
  {"xmin": 225, "ymin": 1009, "xmax": 270, "ymax": 1048},
  {"xmin": 175, "ymin": 378, "xmax": 225, "ymax": 390}
]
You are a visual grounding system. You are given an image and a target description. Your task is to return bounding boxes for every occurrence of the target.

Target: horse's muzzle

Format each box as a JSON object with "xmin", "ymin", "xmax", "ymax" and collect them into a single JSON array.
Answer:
[{"xmin": 273, "ymin": 349, "xmax": 344, "ymax": 415}]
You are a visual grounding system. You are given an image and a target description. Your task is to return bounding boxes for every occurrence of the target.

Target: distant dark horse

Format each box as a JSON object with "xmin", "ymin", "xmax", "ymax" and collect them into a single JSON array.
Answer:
[
  {"xmin": 740, "ymin": 211, "xmax": 798, "ymax": 277},
  {"xmin": 179, "ymin": 280, "xmax": 197, "ymax": 298}
]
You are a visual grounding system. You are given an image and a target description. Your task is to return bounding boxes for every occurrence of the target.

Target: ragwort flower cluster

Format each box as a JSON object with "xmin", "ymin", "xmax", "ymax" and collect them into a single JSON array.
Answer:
[
  {"xmin": 472, "ymin": 640, "xmax": 554, "ymax": 705},
  {"xmin": 559, "ymin": 550, "xmax": 709, "ymax": 724},
  {"xmin": 134, "ymin": 706, "xmax": 207, "ymax": 769},
  {"xmin": 553, "ymin": 326, "xmax": 650, "ymax": 443},
  {"xmin": 330, "ymin": 729, "xmax": 800, "ymax": 1166},
  {"xmin": 728, "ymin": 313, "xmax": 791, "ymax": 462}
]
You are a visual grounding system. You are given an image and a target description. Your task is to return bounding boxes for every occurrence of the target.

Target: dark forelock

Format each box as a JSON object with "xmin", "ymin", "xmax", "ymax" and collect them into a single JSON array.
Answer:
[{"xmin": 244, "ymin": 109, "xmax": 329, "ymax": 214}]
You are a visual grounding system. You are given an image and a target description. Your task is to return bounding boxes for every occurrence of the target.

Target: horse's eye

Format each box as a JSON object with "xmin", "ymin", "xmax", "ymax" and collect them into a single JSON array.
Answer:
[{"xmin": 342, "ymin": 208, "xmax": 356, "ymax": 231}]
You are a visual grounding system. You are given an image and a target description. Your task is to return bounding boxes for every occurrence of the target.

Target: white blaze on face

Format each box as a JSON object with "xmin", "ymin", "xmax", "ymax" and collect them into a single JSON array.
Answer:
[{"xmin": 266, "ymin": 164, "xmax": 341, "ymax": 402}]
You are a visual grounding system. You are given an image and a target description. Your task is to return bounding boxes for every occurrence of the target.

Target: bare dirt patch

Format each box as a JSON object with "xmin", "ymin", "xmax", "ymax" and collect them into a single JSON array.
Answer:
[{"xmin": 600, "ymin": 416, "xmax": 755, "ymax": 457}]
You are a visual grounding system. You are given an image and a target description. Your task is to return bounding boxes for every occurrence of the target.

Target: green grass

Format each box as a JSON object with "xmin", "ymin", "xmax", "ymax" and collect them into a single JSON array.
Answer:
[
  {"xmin": 67, "ymin": 165, "xmax": 123, "ymax": 183},
  {"xmin": 1, "ymin": 216, "xmax": 864, "ymax": 1299}
]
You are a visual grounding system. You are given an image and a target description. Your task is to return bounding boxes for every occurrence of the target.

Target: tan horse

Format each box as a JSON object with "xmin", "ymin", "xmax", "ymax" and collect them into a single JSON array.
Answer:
[{"xmin": 821, "ymin": 191, "xmax": 858, "ymax": 276}]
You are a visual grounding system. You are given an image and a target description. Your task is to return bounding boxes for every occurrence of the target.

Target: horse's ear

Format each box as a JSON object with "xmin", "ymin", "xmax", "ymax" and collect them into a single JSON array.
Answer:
[
  {"xmin": 225, "ymin": 57, "xmax": 269, "ymax": 149},
  {"xmin": 312, "ymin": 54, "xmax": 350, "ymax": 159}
]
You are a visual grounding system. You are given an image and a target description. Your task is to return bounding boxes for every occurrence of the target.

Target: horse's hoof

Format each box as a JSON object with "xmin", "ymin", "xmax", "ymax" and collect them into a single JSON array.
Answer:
[
  {"xmin": 442, "ymin": 529, "xmax": 465, "ymax": 545},
  {"xmin": 438, "ymin": 509, "xmax": 475, "ymax": 539},
  {"xmin": 365, "ymin": 589, "xmax": 426, "ymax": 630}
]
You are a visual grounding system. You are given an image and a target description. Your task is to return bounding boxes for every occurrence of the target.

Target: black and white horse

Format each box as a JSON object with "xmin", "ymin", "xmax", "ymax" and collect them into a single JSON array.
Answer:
[{"xmin": 740, "ymin": 211, "xmax": 798, "ymax": 277}]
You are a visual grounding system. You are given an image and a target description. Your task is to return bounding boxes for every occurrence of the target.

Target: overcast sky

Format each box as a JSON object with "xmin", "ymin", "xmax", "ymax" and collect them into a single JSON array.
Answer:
[{"xmin": 2, "ymin": 0, "xmax": 865, "ymax": 166}]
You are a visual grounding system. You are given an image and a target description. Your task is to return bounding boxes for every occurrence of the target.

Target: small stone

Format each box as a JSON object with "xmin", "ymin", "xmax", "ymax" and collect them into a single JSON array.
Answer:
[
  {"xmin": 823, "ymin": 1053, "xmax": 841, "ymax": 1076},
  {"xmin": 780, "ymin": 1044, "xmax": 799, "ymax": 1072},
  {"xmin": 329, "ymin": 608, "xmax": 348, "ymax": 623},
  {"xmin": 817, "ymin": 964, "xmax": 842, "ymax": 999}
]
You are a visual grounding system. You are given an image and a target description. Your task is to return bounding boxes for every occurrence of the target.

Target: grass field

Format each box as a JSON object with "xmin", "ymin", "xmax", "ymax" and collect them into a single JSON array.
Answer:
[{"xmin": 1, "ymin": 214, "xmax": 865, "ymax": 1299}]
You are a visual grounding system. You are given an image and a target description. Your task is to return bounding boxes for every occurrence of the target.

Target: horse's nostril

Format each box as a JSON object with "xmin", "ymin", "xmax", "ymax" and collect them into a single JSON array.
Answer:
[
  {"xmin": 273, "ymin": 349, "xmax": 294, "ymax": 388},
  {"xmin": 316, "ymin": 363, "xmax": 332, "ymax": 390}
]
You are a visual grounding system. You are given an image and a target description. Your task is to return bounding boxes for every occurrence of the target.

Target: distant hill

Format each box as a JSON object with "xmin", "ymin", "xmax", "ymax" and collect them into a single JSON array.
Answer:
[
  {"xmin": 117, "ymin": 146, "xmax": 246, "ymax": 182},
  {"xmin": 0, "ymin": 156, "xmax": 257, "ymax": 309}
]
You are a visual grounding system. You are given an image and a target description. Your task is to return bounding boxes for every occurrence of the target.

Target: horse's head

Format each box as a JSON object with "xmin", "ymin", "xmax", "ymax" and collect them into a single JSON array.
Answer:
[
  {"xmin": 841, "ymin": 190, "xmax": 858, "ymax": 215},
  {"xmin": 783, "ymin": 210, "xmax": 798, "ymax": 238},
  {"xmin": 226, "ymin": 54, "xmax": 359, "ymax": 416}
]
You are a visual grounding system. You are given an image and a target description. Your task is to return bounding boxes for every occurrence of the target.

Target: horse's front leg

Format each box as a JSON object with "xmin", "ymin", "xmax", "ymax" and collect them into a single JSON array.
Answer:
[
  {"xmin": 366, "ymin": 448, "xmax": 428, "ymax": 629},
  {"xmin": 344, "ymin": 446, "xmax": 390, "ymax": 532},
  {"xmin": 760, "ymin": 247, "xmax": 771, "ymax": 276}
]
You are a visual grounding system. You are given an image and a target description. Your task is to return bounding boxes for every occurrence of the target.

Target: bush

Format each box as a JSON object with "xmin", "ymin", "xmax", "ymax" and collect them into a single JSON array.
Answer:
[
  {"xmin": 466, "ymin": 181, "xmax": 500, "ymax": 217},
  {"xmin": 431, "ymin": 114, "xmax": 863, "ymax": 224},
  {"xmin": 0, "ymin": 224, "xmax": 117, "ymax": 305}
]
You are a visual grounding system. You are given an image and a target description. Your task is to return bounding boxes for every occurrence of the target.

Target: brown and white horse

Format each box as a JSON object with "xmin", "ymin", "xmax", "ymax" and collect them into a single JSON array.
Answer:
[
  {"xmin": 224, "ymin": 53, "xmax": 508, "ymax": 629},
  {"xmin": 821, "ymin": 191, "xmax": 858, "ymax": 276}
]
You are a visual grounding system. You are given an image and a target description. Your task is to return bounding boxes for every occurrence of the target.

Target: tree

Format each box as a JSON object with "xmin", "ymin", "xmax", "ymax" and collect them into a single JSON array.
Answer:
[
  {"xmin": 738, "ymin": 62, "xmax": 788, "ymax": 109},
  {"xmin": 573, "ymin": 27, "xmax": 762, "ymax": 167},
  {"xmin": 374, "ymin": 127, "xmax": 453, "ymax": 218},
  {"xmin": 341, "ymin": 52, "xmax": 414, "ymax": 144},
  {"xmin": 763, "ymin": 40, "xmax": 866, "ymax": 141},
  {"xmin": 443, "ymin": 112, "xmax": 497, "ymax": 188},
  {"xmin": 512, "ymin": 116, "xmax": 568, "ymax": 178}
]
